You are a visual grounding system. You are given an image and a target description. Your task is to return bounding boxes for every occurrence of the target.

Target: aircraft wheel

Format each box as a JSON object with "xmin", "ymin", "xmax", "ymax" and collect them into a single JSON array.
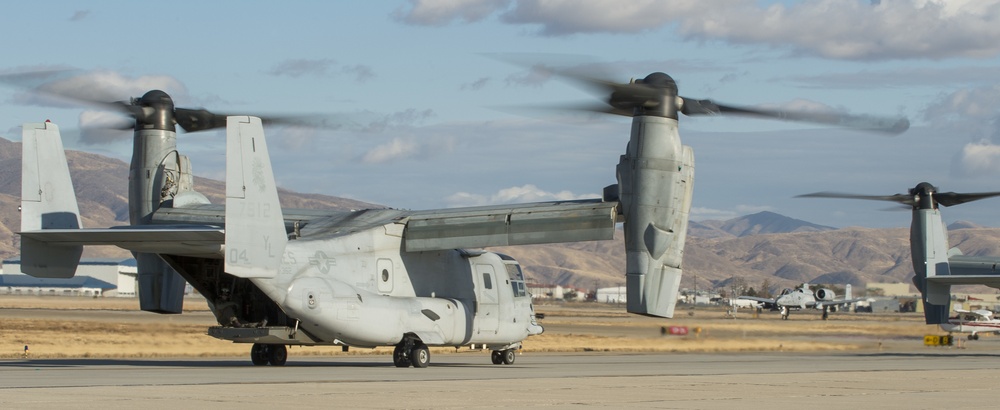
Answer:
[
  {"xmin": 250, "ymin": 343, "xmax": 268, "ymax": 366},
  {"xmin": 267, "ymin": 344, "xmax": 288, "ymax": 366},
  {"xmin": 973, "ymin": 334, "xmax": 980, "ymax": 341},
  {"xmin": 410, "ymin": 344, "xmax": 430, "ymax": 368},
  {"xmin": 502, "ymin": 349, "xmax": 516, "ymax": 365},
  {"xmin": 392, "ymin": 344, "xmax": 410, "ymax": 367},
  {"xmin": 491, "ymin": 350, "xmax": 503, "ymax": 365}
]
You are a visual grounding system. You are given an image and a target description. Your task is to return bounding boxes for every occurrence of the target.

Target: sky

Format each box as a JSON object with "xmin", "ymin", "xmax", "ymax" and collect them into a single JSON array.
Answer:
[{"xmin": 3, "ymin": 0, "xmax": 1000, "ymax": 228}]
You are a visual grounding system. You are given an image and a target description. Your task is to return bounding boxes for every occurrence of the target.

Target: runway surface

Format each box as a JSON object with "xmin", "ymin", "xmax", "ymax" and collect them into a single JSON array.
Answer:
[{"xmin": 2, "ymin": 350, "xmax": 998, "ymax": 409}]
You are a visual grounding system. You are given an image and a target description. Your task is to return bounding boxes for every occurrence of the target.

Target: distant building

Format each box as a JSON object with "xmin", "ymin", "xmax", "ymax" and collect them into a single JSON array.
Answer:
[
  {"xmin": 1, "ymin": 258, "xmax": 138, "ymax": 297},
  {"xmin": 867, "ymin": 282, "xmax": 913, "ymax": 297},
  {"xmin": 526, "ymin": 284, "xmax": 587, "ymax": 301},
  {"xmin": 595, "ymin": 286, "xmax": 627, "ymax": 303}
]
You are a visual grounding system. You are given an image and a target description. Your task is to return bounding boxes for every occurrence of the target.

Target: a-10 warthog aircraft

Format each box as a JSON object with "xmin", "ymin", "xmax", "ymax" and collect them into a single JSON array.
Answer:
[{"xmin": 17, "ymin": 70, "xmax": 906, "ymax": 367}]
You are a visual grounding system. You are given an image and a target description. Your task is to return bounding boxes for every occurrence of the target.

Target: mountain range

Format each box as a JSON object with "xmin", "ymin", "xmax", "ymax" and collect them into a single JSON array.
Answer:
[{"xmin": 3, "ymin": 137, "xmax": 1000, "ymax": 293}]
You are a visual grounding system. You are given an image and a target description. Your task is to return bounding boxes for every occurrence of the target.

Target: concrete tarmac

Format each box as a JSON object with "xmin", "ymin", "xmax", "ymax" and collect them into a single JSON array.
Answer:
[{"xmin": 2, "ymin": 350, "xmax": 998, "ymax": 409}]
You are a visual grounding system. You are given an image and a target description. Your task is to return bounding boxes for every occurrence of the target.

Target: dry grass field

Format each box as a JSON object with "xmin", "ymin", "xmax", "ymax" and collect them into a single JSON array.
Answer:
[{"xmin": 0, "ymin": 295, "xmax": 946, "ymax": 360}]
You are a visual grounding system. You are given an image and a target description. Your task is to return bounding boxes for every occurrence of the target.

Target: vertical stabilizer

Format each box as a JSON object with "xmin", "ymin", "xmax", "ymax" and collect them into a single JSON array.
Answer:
[
  {"xmin": 845, "ymin": 284, "xmax": 852, "ymax": 300},
  {"xmin": 911, "ymin": 207, "xmax": 951, "ymax": 324},
  {"xmin": 224, "ymin": 116, "xmax": 286, "ymax": 279},
  {"xmin": 19, "ymin": 122, "xmax": 82, "ymax": 278}
]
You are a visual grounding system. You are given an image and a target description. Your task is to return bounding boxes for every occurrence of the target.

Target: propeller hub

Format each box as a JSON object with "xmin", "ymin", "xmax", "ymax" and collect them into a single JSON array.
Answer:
[
  {"xmin": 610, "ymin": 72, "xmax": 678, "ymax": 119},
  {"xmin": 133, "ymin": 90, "xmax": 176, "ymax": 132},
  {"xmin": 910, "ymin": 182, "xmax": 938, "ymax": 210},
  {"xmin": 637, "ymin": 72, "xmax": 678, "ymax": 94}
]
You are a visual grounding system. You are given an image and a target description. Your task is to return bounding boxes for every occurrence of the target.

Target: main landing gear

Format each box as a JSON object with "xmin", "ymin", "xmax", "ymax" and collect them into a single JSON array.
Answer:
[
  {"xmin": 250, "ymin": 343, "xmax": 287, "ymax": 366},
  {"xmin": 393, "ymin": 337, "xmax": 430, "ymax": 368},
  {"xmin": 490, "ymin": 349, "xmax": 516, "ymax": 365}
]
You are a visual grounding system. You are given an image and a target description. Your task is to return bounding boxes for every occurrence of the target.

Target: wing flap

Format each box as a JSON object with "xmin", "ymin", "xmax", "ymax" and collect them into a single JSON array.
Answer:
[{"xmin": 403, "ymin": 200, "xmax": 618, "ymax": 252}]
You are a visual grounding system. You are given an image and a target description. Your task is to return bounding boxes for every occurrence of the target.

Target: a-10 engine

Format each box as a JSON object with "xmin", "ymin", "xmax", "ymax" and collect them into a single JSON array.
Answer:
[{"xmin": 814, "ymin": 288, "xmax": 837, "ymax": 301}]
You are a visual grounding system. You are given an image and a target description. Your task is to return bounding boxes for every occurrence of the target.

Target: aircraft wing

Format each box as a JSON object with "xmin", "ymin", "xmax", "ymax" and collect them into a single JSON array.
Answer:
[
  {"xmin": 738, "ymin": 296, "xmax": 775, "ymax": 304},
  {"xmin": 152, "ymin": 197, "xmax": 619, "ymax": 253},
  {"xmin": 932, "ymin": 255, "xmax": 1000, "ymax": 288},
  {"xmin": 18, "ymin": 225, "xmax": 224, "ymax": 258},
  {"xmin": 815, "ymin": 298, "xmax": 864, "ymax": 308},
  {"xmin": 402, "ymin": 199, "xmax": 619, "ymax": 252}
]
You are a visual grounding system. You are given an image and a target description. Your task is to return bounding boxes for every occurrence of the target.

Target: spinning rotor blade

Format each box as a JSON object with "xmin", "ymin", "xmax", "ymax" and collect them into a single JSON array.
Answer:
[
  {"xmin": 797, "ymin": 192, "xmax": 915, "ymax": 206},
  {"xmin": 679, "ymin": 98, "xmax": 910, "ymax": 135},
  {"xmin": 4, "ymin": 70, "xmax": 358, "ymax": 134},
  {"xmin": 496, "ymin": 56, "xmax": 910, "ymax": 134},
  {"xmin": 799, "ymin": 183, "xmax": 1000, "ymax": 208},
  {"xmin": 935, "ymin": 191, "xmax": 1000, "ymax": 207}
]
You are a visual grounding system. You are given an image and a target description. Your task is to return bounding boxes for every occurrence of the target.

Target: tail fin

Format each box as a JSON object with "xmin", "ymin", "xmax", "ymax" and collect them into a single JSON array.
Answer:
[
  {"xmin": 224, "ymin": 116, "xmax": 286, "ymax": 278},
  {"xmin": 911, "ymin": 207, "xmax": 951, "ymax": 324},
  {"xmin": 844, "ymin": 284, "xmax": 852, "ymax": 300},
  {"xmin": 19, "ymin": 122, "xmax": 82, "ymax": 278}
]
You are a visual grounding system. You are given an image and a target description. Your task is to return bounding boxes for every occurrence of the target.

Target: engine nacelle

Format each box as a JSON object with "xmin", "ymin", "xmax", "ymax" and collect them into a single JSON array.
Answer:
[{"xmin": 815, "ymin": 288, "xmax": 836, "ymax": 301}]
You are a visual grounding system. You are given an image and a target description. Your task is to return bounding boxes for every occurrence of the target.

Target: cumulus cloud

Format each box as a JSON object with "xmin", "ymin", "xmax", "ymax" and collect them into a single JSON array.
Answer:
[
  {"xmin": 6, "ymin": 70, "xmax": 189, "ymax": 145},
  {"xmin": 393, "ymin": 0, "xmax": 511, "ymax": 25},
  {"xmin": 362, "ymin": 108, "xmax": 435, "ymax": 133},
  {"xmin": 956, "ymin": 141, "xmax": 1000, "ymax": 175},
  {"xmin": 361, "ymin": 135, "xmax": 455, "ymax": 163},
  {"xmin": 78, "ymin": 110, "xmax": 132, "ymax": 144},
  {"xmin": 13, "ymin": 70, "xmax": 189, "ymax": 107},
  {"xmin": 925, "ymin": 85, "xmax": 1000, "ymax": 123},
  {"xmin": 266, "ymin": 59, "xmax": 375, "ymax": 82},
  {"xmin": 394, "ymin": 0, "xmax": 1000, "ymax": 61},
  {"xmin": 922, "ymin": 85, "xmax": 1000, "ymax": 176},
  {"xmin": 791, "ymin": 66, "xmax": 1000, "ymax": 89},
  {"xmin": 445, "ymin": 184, "xmax": 598, "ymax": 207}
]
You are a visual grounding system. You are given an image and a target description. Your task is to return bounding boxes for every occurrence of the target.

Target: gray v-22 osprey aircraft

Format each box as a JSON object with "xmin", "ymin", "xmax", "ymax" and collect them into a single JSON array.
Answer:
[
  {"xmin": 800, "ymin": 183, "xmax": 1000, "ymax": 325},
  {"xmin": 18, "ymin": 71, "xmax": 906, "ymax": 367}
]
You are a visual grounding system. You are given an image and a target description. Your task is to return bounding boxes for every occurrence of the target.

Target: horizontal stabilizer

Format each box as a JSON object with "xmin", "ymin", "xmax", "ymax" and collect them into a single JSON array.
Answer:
[{"xmin": 19, "ymin": 226, "xmax": 224, "ymax": 257}]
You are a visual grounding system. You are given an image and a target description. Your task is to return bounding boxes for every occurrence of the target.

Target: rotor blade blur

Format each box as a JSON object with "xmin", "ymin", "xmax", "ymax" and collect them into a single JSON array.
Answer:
[
  {"xmin": 175, "ymin": 107, "xmax": 370, "ymax": 133},
  {"xmin": 681, "ymin": 97, "xmax": 909, "ymax": 135},
  {"xmin": 935, "ymin": 191, "xmax": 1000, "ymax": 207},
  {"xmin": 797, "ymin": 192, "xmax": 914, "ymax": 206}
]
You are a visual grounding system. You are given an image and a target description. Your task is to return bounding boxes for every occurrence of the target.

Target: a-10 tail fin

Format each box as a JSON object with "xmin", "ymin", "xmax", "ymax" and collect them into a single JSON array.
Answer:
[
  {"xmin": 19, "ymin": 122, "xmax": 82, "ymax": 278},
  {"xmin": 224, "ymin": 116, "xmax": 287, "ymax": 279}
]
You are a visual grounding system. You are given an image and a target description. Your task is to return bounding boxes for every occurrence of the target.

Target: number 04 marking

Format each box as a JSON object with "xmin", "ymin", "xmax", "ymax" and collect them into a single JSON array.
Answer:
[{"xmin": 229, "ymin": 248, "xmax": 249, "ymax": 264}]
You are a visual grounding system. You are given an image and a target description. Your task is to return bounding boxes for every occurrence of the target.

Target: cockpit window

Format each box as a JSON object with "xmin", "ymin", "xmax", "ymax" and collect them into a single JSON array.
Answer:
[
  {"xmin": 505, "ymin": 263, "xmax": 527, "ymax": 298},
  {"xmin": 505, "ymin": 263, "xmax": 524, "ymax": 281}
]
